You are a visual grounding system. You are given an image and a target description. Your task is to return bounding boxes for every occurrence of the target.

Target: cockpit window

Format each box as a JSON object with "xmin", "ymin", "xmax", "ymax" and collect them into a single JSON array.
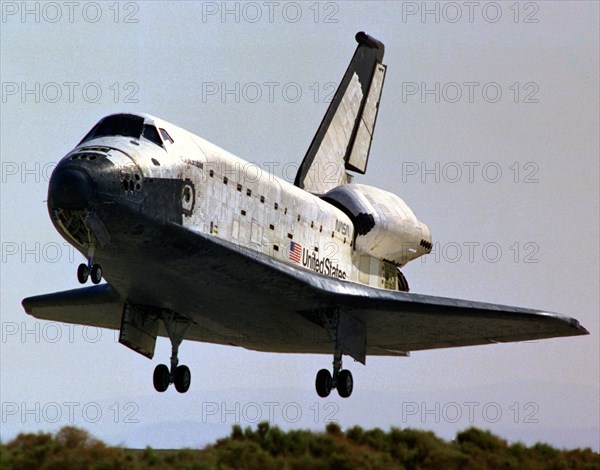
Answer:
[
  {"xmin": 159, "ymin": 128, "xmax": 174, "ymax": 144},
  {"xmin": 79, "ymin": 114, "xmax": 144, "ymax": 144},
  {"xmin": 142, "ymin": 124, "xmax": 162, "ymax": 146},
  {"xmin": 79, "ymin": 114, "xmax": 164, "ymax": 149}
]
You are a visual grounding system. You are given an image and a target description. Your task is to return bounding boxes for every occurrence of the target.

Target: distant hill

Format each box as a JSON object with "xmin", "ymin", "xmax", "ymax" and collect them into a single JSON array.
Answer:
[{"xmin": 1, "ymin": 423, "xmax": 598, "ymax": 469}]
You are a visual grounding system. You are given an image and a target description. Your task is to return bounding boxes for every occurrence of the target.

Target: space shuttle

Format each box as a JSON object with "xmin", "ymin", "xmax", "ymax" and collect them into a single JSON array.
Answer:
[{"xmin": 23, "ymin": 32, "xmax": 587, "ymax": 398}]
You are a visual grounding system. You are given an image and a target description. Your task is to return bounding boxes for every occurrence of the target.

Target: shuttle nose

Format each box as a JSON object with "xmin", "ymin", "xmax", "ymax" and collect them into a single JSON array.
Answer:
[{"xmin": 49, "ymin": 167, "xmax": 93, "ymax": 210}]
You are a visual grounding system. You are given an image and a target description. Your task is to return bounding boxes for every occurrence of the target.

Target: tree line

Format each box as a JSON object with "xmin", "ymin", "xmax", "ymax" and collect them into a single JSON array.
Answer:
[{"xmin": 1, "ymin": 422, "xmax": 598, "ymax": 469}]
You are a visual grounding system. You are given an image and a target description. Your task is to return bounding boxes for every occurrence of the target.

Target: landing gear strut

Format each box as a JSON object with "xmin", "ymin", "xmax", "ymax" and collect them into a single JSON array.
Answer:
[
  {"xmin": 153, "ymin": 311, "xmax": 192, "ymax": 393},
  {"xmin": 315, "ymin": 310, "xmax": 354, "ymax": 398},
  {"xmin": 77, "ymin": 246, "xmax": 102, "ymax": 284}
]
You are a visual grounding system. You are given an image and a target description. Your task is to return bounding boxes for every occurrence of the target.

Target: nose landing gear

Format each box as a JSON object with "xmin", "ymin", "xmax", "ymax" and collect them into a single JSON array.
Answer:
[
  {"xmin": 77, "ymin": 246, "xmax": 102, "ymax": 284},
  {"xmin": 77, "ymin": 263, "xmax": 102, "ymax": 284}
]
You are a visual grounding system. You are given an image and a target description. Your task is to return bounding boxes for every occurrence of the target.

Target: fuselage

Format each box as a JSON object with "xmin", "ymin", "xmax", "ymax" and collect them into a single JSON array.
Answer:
[{"xmin": 48, "ymin": 113, "xmax": 432, "ymax": 301}]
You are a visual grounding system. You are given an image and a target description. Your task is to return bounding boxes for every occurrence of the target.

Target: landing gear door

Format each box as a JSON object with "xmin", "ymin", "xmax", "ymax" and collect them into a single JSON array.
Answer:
[
  {"xmin": 338, "ymin": 311, "xmax": 367, "ymax": 365},
  {"xmin": 119, "ymin": 303, "xmax": 159, "ymax": 359}
]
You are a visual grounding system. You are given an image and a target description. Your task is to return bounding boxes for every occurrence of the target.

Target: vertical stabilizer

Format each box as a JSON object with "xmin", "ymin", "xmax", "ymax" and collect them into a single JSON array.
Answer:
[{"xmin": 294, "ymin": 32, "xmax": 386, "ymax": 195}]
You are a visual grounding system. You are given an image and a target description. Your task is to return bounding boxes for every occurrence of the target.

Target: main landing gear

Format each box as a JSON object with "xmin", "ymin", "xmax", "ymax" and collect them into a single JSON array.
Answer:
[
  {"xmin": 153, "ymin": 312, "xmax": 192, "ymax": 393},
  {"xmin": 315, "ymin": 348, "xmax": 353, "ymax": 398},
  {"xmin": 77, "ymin": 246, "xmax": 102, "ymax": 284},
  {"xmin": 314, "ymin": 309, "xmax": 355, "ymax": 398}
]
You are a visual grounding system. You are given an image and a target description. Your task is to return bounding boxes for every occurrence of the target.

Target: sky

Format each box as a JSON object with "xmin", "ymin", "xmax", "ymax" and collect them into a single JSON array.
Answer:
[{"xmin": 1, "ymin": 1, "xmax": 598, "ymax": 450}]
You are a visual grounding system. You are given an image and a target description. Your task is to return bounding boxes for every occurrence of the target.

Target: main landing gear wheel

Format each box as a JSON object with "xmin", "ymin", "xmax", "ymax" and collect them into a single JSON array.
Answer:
[
  {"xmin": 152, "ymin": 363, "xmax": 191, "ymax": 393},
  {"xmin": 77, "ymin": 263, "xmax": 89, "ymax": 284},
  {"xmin": 314, "ymin": 367, "xmax": 353, "ymax": 398},
  {"xmin": 337, "ymin": 369, "xmax": 353, "ymax": 398},
  {"xmin": 153, "ymin": 364, "xmax": 170, "ymax": 392},
  {"xmin": 316, "ymin": 369, "xmax": 333, "ymax": 398},
  {"xmin": 90, "ymin": 264, "xmax": 102, "ymax": 284},
  {"xmin": 174, "ymin": 365, "xmax": 191, "ymax": 393},
  {"xmin": 315, "ymin": 347, "xmax": 354, "ymax": 398}
]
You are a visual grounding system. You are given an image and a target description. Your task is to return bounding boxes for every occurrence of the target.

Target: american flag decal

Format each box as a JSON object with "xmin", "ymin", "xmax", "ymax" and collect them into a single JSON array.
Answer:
[{"xmin": 289, "ymin": 241, "xmax": 302, "ymax": 263}]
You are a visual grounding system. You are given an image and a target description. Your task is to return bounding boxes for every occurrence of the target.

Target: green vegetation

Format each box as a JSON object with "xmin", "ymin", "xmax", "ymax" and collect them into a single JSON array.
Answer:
[{"xmin": 1, "ymin": 423, "xmax": 598, "ymax": 469}]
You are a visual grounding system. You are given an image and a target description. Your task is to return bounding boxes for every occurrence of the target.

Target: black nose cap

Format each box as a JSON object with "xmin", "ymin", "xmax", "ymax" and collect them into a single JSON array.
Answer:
[{"xmin": 50, "ymin": 168, "xmax": 93, "ymax": 210}]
